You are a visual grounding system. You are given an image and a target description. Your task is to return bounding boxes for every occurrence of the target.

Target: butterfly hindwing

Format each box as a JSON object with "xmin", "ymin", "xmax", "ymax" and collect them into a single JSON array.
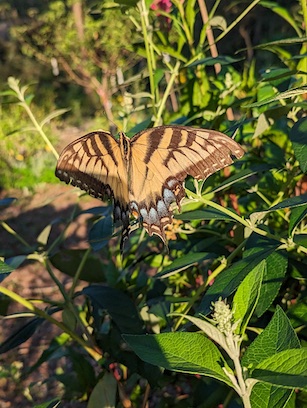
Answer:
[{"xmin": 129, "ymin": 126, "xmax": 244, "ymax": 242}]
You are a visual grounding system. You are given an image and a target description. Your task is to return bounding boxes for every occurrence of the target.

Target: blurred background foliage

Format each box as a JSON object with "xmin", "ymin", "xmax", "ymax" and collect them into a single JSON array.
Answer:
[{"xmin": 0, "ymin": 0, "xmax": 307, "ymax": 407}]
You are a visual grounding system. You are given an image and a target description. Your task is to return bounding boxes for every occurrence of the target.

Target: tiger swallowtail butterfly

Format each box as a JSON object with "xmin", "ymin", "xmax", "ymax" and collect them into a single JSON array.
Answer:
[{"xmin": 55, "ymin": 125, "xmax": 244, "ymax": 249}]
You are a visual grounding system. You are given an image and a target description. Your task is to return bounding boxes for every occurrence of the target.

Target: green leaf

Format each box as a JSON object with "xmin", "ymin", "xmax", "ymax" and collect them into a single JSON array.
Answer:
[
  {"xmin": 252, "ymin": 349, "xmax": 307, "ymax": 390},
  {"xmin": 0, "ymin": 317, "xmax": 45, "ymax": 354},
  {"xmin": 245, "ymin": 86, "xmax": 307, "ymax": 108},
  {"xmin": 186, "ymin": 55, "xmax": 243, "ymax": 68},
  {"xmin": 290, "ymin": 117, "xmax": 307, "ymax": 173},
  {"xmin": 242, "ymin": 306, "xmax": 300, "ymax": 369},
  {"xmin": 156, "ymin": 252, "xmax": 214, "ymax": 278},
  {"xmin": 176, "ymin": 208, "xmax": 234, "ymax": 221},
  {"xmin": 255, "ymin": 250, "xmax": 287, "ymax": 317},
  {"xmin": 198, "ymin": 240, "xmax": 279, "ymax": 315},
  {"xmin": 33, "ymin": 399, "xmax": 60, "ymax": 408},
  {"xmin": 289, "ymin": 204, "xmax": 307, "ymax": 236},
  {"xmin": 249, "ymin": 383, "xmax": 293, "ymax": 408},
  {"xmin": 251, "ymin": 194, "xmax": 307, "ymax": 224},
  {"xmin": 124, "ymin": 332, "xmax": 233, "ymax": 387},
  {"xmin": 175, "ymin": 314, "xmax": 232, "ymax": 356},
  {"xmin": 233, "ymin": 261, "xmax": 264, "ymax": 334},
  {"xmin": 0, "ymin": 259, "xmax": 16, "ymax": 275},
  {"xmin": 82, "ymin": 286, "xmax": 144, "ymax": 334},
  {"xmin": 40, "ymin": 108, "xmax": 70, "ymax": 128},
  {"xmin": 37, "ymin": 224, "xmax": 52, "ymax": 246},
  {"xmin": 89, "ymin": 215, "xmax": 113, "ymax": 251},
  {"xmin": 210, "ymin": 165, "xmax": 271, "ymax": 194},
  {"xmin": 50, "ymin": 249, "xmax": 106, "ymax": 282},
  {"xmin": 260, "ymin": 1, "xmax": 302, "ymax": 36},
  {"xmin": 87, "ymin": 373, "xmax": 117, "ymax": 408}
]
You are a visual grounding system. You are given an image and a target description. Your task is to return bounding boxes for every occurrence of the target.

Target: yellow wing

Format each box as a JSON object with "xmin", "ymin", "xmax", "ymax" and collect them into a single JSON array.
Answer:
[
  {"xmin": 55, "ymin": 131, "xmax": 130, "ymax": 240},
  {"xmin": 129, "ymin": 125, "xmax": 244, "ymax": 242}
]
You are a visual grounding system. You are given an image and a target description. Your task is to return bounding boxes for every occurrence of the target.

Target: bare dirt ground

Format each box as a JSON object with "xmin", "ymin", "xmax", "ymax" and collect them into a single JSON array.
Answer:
[{"xmin": 0, "ymin": 180, "xmax": 101, "ymax": 407}]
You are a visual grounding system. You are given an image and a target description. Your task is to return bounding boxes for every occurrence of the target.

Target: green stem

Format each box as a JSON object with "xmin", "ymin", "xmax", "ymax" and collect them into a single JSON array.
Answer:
[
  {"xmin": 154, "ymin": 61, "xmax": 181, "ymax": 126},
  {"xmin": 68, "ymin": 247, "xmax": 91, "ymax": 298},
  {"xmin": 8, "ymin": 78, "xmax": 59, "ymax": 159},
  {"xmin": 138, "ymin": 0, "xmax": 158, "ymax": 117},
  {"xmin": 0, "ymin": 285, "xmax": 102, "ymax": 361},
  {"xmin": 214, "ymin": 0, "xmax": 261, "ymax": 46}
]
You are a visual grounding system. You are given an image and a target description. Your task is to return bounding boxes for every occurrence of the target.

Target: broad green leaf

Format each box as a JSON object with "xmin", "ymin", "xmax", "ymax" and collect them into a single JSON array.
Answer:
[
  {"xmin": 89, "ymin": 215, "xmax": 113, "ymax": 251},
  {"xmin": 175, "ymin": 314, "xmax": 232, "ymax": 356},
  {"xmin": 242, "ymin": 306, "xmax": 300, "ymax": 368},
  {"xmin": 249, "ymin": 382, "xmax": 293, "ymax": 408},
  {"xmin": 87, "ymin": 373, "xmax": 117, "ymax": 408},
  {"xmin": 255, "ymin": 250, "xmax": 287, "ymax": 317},
  {"xmin": 124, "ymin": 332, "xmax": 233, "ymax": 387},
  {"xmin": 289, "ymin": 204, "xmax": 307, "ymax": 236},
  {"xmin": 290, "ymin": 117, "xmax": 307, "ymax": 173},
  {"xmin": 50, "ymin": 249, "xmax": 106, "ymax": 282},
  {"xmin": 252, "ymin": 349, "xmax": 307, "ymax": 390},
  {"xmin": 233, "ymin": 261, "xmax": 264, "ymax": 334},
  {"xmin": 198, "ymin": 241, "xmax": 278, "ymax": 315},
  {"xmin": 156, "ymin": 252, "xmax": 214, "ymax": 278},
  {"xmin": 82, "ymin": 286, "xmax": 144, "ymax": 334}
]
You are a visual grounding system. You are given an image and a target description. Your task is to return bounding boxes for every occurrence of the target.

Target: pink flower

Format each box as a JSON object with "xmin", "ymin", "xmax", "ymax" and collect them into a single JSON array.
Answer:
[{"xmin": 150, "ymin": 0, "xmax": 172, "ymax": 13}]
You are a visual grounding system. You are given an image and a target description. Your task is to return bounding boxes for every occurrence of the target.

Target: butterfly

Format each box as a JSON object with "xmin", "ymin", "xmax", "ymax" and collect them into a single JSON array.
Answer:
[{"xmin": 55, "ymin": 125, "xmax": 244, "ymax": 249}]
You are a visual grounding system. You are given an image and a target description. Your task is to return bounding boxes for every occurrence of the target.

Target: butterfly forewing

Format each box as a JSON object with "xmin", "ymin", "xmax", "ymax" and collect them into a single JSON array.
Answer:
[
  {"xmin": 55, "ymin": 131, "xmax": 130, "ymax": 235},
  {"xmin": 129, "ymin": 126, "xmax": 244, "ymax": 242}
]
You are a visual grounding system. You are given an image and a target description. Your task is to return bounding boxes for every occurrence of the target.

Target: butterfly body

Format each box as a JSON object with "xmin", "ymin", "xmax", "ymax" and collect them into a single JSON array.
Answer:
[{"xmin": 56, "ymin": 125, "xmax": 244, "ymax": 247}]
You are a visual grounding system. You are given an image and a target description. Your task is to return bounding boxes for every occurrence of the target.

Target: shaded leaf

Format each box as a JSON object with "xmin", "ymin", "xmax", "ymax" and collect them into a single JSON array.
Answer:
[
  {"xmin": 50, "ymin": 249, "xmax": 106, "ymax": 282},
  {"xmin": 290, "ymin": 117, "xmax": 307, "ymax": 173},
  {"xmin": 82, "ymin": 286, "xmax": 144, "ymax": 334},
  {"xmin": 156, "ymin": 252, "xmax": 214, "ymax": 278},
  {"xmin": 87, "ymin": 373, "xmax": 117, "ymax": 408}
]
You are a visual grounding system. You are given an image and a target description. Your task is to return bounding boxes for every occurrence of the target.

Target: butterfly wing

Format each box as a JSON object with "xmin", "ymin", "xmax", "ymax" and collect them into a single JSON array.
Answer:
[
  {"xmin": 55, "ymin": 131, "xmax": 130, "ymax": 239},
  {"xmin": 129, "ymin": 125, "xmax": 244, "ymax": 242}
]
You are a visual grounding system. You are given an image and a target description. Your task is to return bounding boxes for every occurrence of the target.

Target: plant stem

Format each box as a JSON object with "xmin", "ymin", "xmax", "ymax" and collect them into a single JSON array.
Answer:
[
  {"xmin": 138, "ymin": 0, "xmax": 158, "ymax": 118},
  {"xmin": 8, "ymin": 77, "xmax": 59, "ymax": 159},
  {"xmin": 0, "ymin": 285, "xmax": 102, "ymax": 361},
  {"xmin": 154, "ymin": 61, "xmax": 181, "ymax": 126},
  {"xmin": 214, "ymin": 0, "xmax": 261, "ymax": 45},
  {"xmin": 68, "ymin": 247, "xmax": 91, "ymax": 298},
  {"xmin": 0, "ymin": 221, "xmax": 32, "ymax": 249}
]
